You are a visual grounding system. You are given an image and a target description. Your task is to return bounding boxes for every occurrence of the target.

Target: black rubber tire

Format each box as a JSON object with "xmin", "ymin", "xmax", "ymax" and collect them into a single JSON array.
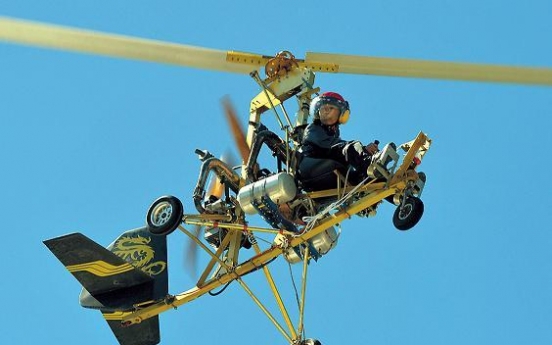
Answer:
[
  {"xmin": 392, "ymin": 197, "xmax": 424, "ymax": 231},
  {"xmin": 146, "ymin": 195, "xmax": 184, "ymax": 236}
]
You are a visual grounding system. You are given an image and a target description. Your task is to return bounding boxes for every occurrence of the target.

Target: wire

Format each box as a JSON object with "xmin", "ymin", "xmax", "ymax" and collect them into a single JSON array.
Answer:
[
  {"xmin": 287, "ymin": 260, "xmax": 302, "ymax": 317},
  {"xmin": 209, "ymin": 281, "xmax": 232, "ymax": 296},
  {"xmin": 301, "ymin": 175, "xmax": 371, "ymax": 233},
  {"xmin": 341, "ymin": 167, "xmax": 353, "ymax": 199}
]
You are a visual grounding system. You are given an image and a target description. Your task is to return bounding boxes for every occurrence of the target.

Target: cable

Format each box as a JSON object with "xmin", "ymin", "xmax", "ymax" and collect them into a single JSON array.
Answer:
[
  {"xmin": 287, "ymin": 261, "xmax": 302, "ymax": 316},
  {"xmin": 301, "ymin": 175, "xmax": 370, "ymax": 233},
  {"xmin": 209, "ymin": 281, "xmax": 232, "ymax": 296}
]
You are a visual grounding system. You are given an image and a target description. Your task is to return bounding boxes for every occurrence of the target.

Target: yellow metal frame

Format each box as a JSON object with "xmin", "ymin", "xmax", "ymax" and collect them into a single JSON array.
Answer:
[{"xmin": 109, "ymin": 132, "xmax": 431, "ymax": 344}]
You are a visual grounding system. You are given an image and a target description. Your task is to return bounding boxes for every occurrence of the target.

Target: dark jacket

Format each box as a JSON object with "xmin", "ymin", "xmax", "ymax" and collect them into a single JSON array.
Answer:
[
  {"xmin": 298, "ymin": 120, "xmax": 370, "ymax": 190},
  {"xmin": 297, "ymin": 121, "xmax": 349, "ymax": 189},
  {"xmin": 300, "ymin": 120, "xmax": 347, "ymax": 166}
]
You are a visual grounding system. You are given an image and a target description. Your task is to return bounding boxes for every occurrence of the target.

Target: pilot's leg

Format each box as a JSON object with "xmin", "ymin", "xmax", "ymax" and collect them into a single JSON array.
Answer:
[{"xmin": 298, "ymin": 157, "xmax": 346, "ymax": 191}]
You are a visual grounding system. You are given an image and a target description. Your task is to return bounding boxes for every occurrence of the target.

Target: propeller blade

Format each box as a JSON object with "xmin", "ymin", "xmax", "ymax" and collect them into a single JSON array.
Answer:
[
  {"xmin": 208, "ymin": 176, "xmax": 225, "ymax": 201},
  {"xmin": 222, "ymin": 97, "xmax": 250, "ymax": 162},
  {"xmin": 305, "ymin": 52, "xmax": 552, "ymax": 86},
  {"xmin": 205, "ymin": 151, "xmax": 231, "ymax": 202},
  {"xmin": 0, "ymin": 16, "xmax": 262, "ymax": 74},
  {"xmin": 184, "ymin": 225, "xmax": 201, "ymax": 279}
]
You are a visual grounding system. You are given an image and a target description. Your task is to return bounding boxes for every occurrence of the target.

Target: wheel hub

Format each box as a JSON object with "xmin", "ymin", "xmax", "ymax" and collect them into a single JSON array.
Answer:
[
  {"xmin": 398, "ymin": 203, "xmax": 413, "ymax": 220},
  {"xmin": 150, "ymin": 202, "xmax": 173, "ymax": 226}
]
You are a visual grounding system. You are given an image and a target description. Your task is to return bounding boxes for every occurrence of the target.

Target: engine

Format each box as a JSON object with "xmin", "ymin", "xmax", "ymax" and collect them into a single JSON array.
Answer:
[
  {"xmin": 237, "ymin": 172, "xmax": 339, "ymax": 262},
  {"xmin": 274, "ymin": 226, "xmax": 339, "ymax": 264}
]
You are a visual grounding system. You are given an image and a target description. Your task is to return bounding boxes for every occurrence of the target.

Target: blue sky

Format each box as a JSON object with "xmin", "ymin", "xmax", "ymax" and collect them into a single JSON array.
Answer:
[{"xmin": 1, "ymin": 1, "xmax": 551, "ymax": 344}]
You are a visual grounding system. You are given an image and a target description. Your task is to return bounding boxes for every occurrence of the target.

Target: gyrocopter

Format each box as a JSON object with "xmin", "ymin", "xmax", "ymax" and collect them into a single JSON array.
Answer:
[{"xmin": 2, "ymin": 16, "xmax": 551, "ymax": 345}]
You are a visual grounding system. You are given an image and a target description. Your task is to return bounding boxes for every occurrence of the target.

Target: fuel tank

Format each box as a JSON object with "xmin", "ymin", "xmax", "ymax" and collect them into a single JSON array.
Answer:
[{"xmin": 237, "ymin": 172, "xmax": 297, "ymax": 215}]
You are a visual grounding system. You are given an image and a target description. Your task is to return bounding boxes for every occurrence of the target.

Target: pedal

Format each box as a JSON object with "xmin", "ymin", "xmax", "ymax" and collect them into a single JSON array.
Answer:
[{"xmin": 413, "ymin": 171, "xmax": 426, "ymax": 196}]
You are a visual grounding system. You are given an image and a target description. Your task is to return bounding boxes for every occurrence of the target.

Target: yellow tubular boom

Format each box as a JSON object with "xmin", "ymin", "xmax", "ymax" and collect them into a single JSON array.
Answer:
[
  {"xmin": 121, "ymin": 184, "xmax": 398, "ymax": 325},
  {"xmin": 183, "ymin": 218, "xmax": 297, "ymax": 236}
]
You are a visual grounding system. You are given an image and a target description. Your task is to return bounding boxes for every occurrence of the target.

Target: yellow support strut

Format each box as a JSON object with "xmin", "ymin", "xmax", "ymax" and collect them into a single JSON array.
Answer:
[{"xmin": 252, "ymin": 241, "xmax": 298, "ymax": 340}]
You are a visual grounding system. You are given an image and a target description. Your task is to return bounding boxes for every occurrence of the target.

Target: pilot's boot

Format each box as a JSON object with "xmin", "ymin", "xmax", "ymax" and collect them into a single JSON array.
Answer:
[
  {"xmin": 418, "ymin": 171, "xmax": 427, "ymax": 183},
  {"xmin": 366, "ymin": 142, "xmax": 399, "ymax": 180},
  {"xmin": 413, "ymin": 171, "xmax": 427, "ymax": 194},
  {"xmin": 342, "ymin": 141, "xmax": 373, "ymax": 182}
]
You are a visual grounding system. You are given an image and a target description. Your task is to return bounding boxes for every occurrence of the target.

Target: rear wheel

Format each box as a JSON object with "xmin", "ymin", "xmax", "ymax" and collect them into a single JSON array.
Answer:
[
  {"xmin": 393, "ymin": 197, "xmax": 424, "ymax": 231},
  {"xmin": 147, "ymin": 195, "xmax": 183, "ymax": 236}
]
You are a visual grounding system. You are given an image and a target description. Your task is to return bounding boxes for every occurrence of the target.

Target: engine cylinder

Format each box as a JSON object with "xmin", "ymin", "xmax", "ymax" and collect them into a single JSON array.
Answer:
[
  {"xmin": 281, "ymin": 226, "xmax": 339, "ymax": 264},
  {"xmin": 237, "ymin": 172, "xmax": 297, "ymax": 215}
]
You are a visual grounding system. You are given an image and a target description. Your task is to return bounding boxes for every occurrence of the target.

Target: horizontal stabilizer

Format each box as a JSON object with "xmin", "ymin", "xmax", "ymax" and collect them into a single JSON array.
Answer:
[
  {"xmin": 104, "ymin": 313, "xmax": 160, "ymax": 345},
  {"xmin": 45, "ymin": 227, "xmax": 169, "ymax": 345},
  {"xmin": 44, "ymin": 233, "xmax": 152, "ymax": 297},
  {"xmin": 44, "ymin": 227, "xmax": 169, "ymax": 310}
]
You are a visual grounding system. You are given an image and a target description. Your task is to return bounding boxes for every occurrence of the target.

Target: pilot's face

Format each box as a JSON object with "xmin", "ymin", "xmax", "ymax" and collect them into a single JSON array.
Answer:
[{"xmin": 319, "ymin": 104, "xmax": 340, "ymax": 126}]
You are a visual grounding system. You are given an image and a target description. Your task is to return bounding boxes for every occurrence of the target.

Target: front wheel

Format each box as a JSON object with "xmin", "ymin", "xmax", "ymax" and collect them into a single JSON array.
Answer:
[
  {"xmin": 146, "ymin": 195, "xmax": 184, "ymax": 236},
  {"xmin": 392, "ymin": 197, "xmax": 424, "ymax": 231}
]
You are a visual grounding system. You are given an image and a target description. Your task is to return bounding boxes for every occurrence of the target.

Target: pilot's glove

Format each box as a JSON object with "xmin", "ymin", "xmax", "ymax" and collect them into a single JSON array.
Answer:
[{"xmin": 364, "ymin": 141, "xmax": 379, "ymax": 155}]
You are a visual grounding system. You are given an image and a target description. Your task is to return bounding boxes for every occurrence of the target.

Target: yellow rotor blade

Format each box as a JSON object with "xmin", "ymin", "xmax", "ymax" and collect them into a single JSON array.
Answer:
[
  {"xmin": 5, "ymin": 16, "xmax": 549, "ymax": 86},
  {"xmin": 306, "ymin": 52, "xmax": 552, "ymax": 86},
  {"xmin": 0, "ymin": 16, "xmax": 262, "ymax": 74}
]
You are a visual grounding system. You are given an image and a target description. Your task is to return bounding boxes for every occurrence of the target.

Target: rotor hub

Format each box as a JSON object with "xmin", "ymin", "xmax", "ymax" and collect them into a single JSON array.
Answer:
[{"xmin": 265, "ymin": 51, "xmax": 299, "ymax": 78}]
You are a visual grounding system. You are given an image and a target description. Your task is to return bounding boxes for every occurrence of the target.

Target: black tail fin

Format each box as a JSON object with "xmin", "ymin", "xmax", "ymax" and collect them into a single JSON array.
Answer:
[{"xmin": 44, "ymin": 227, "xmax": 169, "ymax": 345}]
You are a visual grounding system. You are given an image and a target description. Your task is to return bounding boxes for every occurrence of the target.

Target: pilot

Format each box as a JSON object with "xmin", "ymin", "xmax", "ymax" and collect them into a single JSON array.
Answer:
[{"xmin": 297, "ymin": 91, "xmax": 379, "ymax": 191}]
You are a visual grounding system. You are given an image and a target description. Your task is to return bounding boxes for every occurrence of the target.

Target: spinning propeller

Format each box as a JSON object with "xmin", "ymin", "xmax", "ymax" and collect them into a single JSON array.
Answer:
[
  {"xmin": 184, "ymin": 98, "xmax": 250, "ymax": 278},
  {"xmin": 1, "ymin": 16, "xmax": 551, "ymax": 85}
]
